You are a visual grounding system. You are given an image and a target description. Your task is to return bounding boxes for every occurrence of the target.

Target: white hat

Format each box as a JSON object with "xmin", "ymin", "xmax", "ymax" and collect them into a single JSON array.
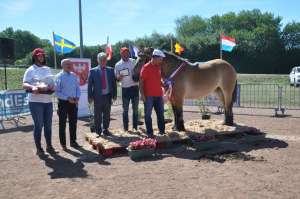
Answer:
[
  {"xmin": 152, "ymin": 49, "xmax": 165, "ymax": 58},
  {"xmin": 61, "ymin": 59, "xmax": 71, "ymax": 67}
]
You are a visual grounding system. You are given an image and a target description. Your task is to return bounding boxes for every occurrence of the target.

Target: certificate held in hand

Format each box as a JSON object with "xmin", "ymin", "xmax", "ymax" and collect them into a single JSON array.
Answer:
[{"xmin": 119, "ymin": 68, "xmax": 129, "ymax": 76}]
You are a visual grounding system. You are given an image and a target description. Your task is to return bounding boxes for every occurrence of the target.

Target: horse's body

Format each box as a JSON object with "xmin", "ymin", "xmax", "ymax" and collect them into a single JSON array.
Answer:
[
  {"xmin": 134, "ymin": 48, "xmax": 237, "ymax": 131},
  {"xmin": 174, "ymin": 59, "xmax": 236, "ymax": 100}
]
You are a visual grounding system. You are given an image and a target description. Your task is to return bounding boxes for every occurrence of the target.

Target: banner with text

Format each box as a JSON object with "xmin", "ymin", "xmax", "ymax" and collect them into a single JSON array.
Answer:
[{"xmin": 0, "ymin": 90, "xmax": 30, "ymax": 119}]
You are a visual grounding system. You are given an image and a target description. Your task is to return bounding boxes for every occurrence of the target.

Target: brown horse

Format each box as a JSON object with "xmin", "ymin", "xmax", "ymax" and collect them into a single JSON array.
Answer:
[{"xmin": 133, "ymin": 48, "xmax": 237, "ymax": 131}]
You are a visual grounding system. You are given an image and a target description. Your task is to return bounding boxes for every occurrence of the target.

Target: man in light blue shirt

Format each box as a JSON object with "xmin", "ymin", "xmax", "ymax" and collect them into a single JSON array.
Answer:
[{"xmin": 55, "ymin": 59, "xmax": 81, "ymax": 150}]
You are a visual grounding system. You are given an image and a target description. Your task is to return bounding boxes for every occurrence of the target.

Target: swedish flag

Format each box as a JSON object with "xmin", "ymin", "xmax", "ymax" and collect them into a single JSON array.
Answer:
[{"xmin": 53, "ymin": 33, "xmax": 76, "ymax": 54}]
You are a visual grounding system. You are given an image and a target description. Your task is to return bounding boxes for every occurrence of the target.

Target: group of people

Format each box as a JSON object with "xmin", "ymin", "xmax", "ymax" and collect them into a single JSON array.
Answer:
[{"xmin": 23, "ymin": 47, "xmax": 167, "ymax": 156}]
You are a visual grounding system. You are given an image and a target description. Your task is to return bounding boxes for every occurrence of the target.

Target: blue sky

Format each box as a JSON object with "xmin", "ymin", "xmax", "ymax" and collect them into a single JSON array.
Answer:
[{"xmin": 0, "ymin": 0, "xmax": 299, "ymax": 46}]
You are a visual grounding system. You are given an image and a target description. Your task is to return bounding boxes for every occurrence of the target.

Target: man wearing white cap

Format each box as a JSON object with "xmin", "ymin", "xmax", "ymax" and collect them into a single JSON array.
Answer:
[{"xmin": 140, "ymin": 49, "xmax": 166, "ymax": 138}]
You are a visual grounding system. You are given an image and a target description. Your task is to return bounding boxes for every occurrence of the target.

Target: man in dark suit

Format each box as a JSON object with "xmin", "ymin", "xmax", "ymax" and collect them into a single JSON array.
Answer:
[{"xmin": 88, "ymin": 52, "xmax": 117, "ymax": 136}]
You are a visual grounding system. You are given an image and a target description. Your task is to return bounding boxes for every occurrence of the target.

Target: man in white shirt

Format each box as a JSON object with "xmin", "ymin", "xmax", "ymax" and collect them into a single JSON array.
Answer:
[{"xmin": 114, "ymin": 47, "xmax": 139, "ymax": 131}]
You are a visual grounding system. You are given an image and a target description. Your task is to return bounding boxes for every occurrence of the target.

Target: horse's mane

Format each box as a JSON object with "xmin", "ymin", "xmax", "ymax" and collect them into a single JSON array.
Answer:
[{"xmin": 162, "ymin": 51, "xmax": 197, "ymax": 66}]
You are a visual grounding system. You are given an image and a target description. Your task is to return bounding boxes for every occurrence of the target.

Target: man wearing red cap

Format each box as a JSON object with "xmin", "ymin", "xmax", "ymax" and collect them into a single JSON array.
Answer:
[
  {"xmin": 23, "ymin": 48, "xmax": 57, "ymax": 155},
  {"xmin": 114, "ymin": 47, "xmax": 139, "ymax": 132}
]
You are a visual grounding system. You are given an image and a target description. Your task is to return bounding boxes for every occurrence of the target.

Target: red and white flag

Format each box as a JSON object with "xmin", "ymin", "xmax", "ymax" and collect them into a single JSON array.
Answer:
[
  {"xmin": 106, "ymin": 44, "xmax": 112, "ymax": 60},
  {"xmin": 221, "ymin": 35, "xmax": 236, "ymax": 52}
]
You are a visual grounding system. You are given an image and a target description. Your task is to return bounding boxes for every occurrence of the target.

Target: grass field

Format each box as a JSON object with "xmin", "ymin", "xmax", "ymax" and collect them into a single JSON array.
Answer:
[
  {"xmin": 237, "ymin": 74, "xmax": 290, "ymax": 85},
  {"xmin": 0, "ymin": 68, "xmax": 60, "ymax": 90}
]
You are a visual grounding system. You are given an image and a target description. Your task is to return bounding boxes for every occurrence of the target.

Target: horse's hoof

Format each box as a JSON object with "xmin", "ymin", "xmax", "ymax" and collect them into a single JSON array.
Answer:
[
  {"xmin": 223, "ymin": 121, "xmax": 234, "ymax": 126},
  {"xmin": 177, "ymin": 126, "xmax": 186, "ymax": 132}
]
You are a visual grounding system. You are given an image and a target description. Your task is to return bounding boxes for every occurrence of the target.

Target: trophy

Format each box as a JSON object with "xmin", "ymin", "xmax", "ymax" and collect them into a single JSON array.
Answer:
[{"xmin": 27, "ymin": 75, "xmax": 56, "ymax": 94}]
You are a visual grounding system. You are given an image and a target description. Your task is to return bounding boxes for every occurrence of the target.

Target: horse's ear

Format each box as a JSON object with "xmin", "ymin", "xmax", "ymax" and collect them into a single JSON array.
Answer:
[
  {"xmin": 149, "ymin": 47, "xmax": 154, "ymax": 53},
  {"xmin": 138, "ymin": 45, "xmax": 145, "ymax": 52},
  {"xmin": 144, "ymin": 47, "xmax": 154, "ymax": 56},
  {"xmin": 139, "ymin": 46, "xmax": 144, "ymax": 51}
]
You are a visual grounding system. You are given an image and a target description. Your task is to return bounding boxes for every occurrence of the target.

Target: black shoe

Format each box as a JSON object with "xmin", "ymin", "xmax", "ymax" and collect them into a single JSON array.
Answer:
[
  {"xmin": 103, "ymin": 130, "xmax": 111, "ymax": 136},
  {"xmin": 46, "ymin": 146, "xmax": 59, "ymax": 154},
  {"xmin": 158, "ymin": 132, "xmax": 165, "ymax": 135},
  {"xmin": 146, "ymin": 134, "xmax": 155, "ymax": 139},
  {"xmin": 36, "ymin": 148, "xmax": 45, "ymax": 156},
  {"xmin": 96, "ymin": 131, "xmax": 102, "ymax": 137},
  {"xmin": 70, "ymin": 142, "xmax": 81, "ymax": 148}
]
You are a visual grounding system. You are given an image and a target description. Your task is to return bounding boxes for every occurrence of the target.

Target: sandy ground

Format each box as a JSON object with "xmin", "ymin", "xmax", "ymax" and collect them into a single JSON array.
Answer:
[{"xmin": 0, "ymin": 105, "xmax": 300, "ymax": 199}]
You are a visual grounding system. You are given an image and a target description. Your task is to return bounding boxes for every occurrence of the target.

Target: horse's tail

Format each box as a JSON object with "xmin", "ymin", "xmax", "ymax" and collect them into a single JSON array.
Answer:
[{"xmin": 232, "ymin": 80, "xmax": 237, "ymax": 103}]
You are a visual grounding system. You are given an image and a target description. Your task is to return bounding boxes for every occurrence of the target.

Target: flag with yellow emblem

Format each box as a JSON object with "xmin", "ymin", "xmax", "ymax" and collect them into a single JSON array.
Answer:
[
  {"xmin": 175, "ymin": 42, "xmax": 184, "ymax": 55},
  {"xmin": 53, "ymin": 33, "xmax": 76, "ymax": 54}
]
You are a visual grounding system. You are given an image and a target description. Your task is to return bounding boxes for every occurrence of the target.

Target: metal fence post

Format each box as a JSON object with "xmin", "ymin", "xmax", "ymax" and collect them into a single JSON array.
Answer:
[{"xmin": 275, "ymin": 85, "xmax": 285, "ymax": 116}]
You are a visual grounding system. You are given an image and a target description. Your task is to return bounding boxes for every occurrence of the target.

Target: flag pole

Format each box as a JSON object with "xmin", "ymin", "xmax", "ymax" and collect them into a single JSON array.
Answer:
[
  {"xmin": 79, "ymin": 0, "xmax": 84, "ymax": 58},
  {"xmin": 52, "ymin": 32, "xmax": 57, "ymax": 69},
  {"xmin": 170, "ymin": 37, "xmax": 173, "ymax": 53},
  {"xmin": 220, "ymin": 33, "xmax": 223, "ymax": 60}
]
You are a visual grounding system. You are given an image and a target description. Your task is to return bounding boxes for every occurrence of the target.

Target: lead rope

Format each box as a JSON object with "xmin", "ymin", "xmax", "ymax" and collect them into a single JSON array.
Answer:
[{"xmin": 163, "ymin": 62, "xmax": 186, "ymax": 101}]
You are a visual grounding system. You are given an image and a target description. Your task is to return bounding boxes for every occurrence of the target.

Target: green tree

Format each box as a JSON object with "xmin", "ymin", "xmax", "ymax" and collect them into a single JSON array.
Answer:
[
  {"xmin": 0, "ymin": 27, "xmax": 51, "ymax": 60},
  {"xmin": 281, "ymin": 22, "xmax": 300, "ymax": 71},
  {"xmin": 175, "ymin": 9, "xmax": 285, "ymax": 73},
  {"xmin": 282, "ymin": 22, "xmax": 300, "ymax": 50}
]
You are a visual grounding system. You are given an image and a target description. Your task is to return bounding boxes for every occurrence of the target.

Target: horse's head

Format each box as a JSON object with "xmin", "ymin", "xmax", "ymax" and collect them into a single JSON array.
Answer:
[
  {"xmin": 132, "ymin": 47, "xmax": 154, "ymax": 81},
  {"xmin": 132, "ymin": 47, "xmax": 184, "ymax": 80}
]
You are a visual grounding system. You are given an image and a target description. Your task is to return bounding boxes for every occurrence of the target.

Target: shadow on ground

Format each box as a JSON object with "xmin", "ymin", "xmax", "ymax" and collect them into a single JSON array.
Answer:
[
  {"xmin": 120, "ymin": 126, "xmax": 288, "ymax": 163},
  {"xmin": 39, "ymin": 146, "xmax": 111, "ymax": 179},
  {"xmin": 156, "ymin": 132, "xmax": 288, "ymax": 163},
  {"xmin": 0, "ymin": 125, "xmax": 33, "ymax": 134}
]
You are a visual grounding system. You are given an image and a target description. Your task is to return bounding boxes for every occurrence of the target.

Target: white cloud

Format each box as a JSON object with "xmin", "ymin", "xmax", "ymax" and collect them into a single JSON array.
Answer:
[{"xmin": 0, "ymin": 0, "xmax": 33, "ymax": 18}]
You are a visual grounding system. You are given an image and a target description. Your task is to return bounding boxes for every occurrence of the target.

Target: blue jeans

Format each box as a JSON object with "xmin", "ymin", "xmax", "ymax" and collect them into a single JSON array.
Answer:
[
  {"xmin": 122, "ymin": 86, "xmax": 139, "ymax": 130},
  {"xmin": 29, "ymin": 102, "xmax": 53, "ymax": 149},
  {"xmin": 144, "ymin": 96, "xmax": 165, "ymax": 137}
]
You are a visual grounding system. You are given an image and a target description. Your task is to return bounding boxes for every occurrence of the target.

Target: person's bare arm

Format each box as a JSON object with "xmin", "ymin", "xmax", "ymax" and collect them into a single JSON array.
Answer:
[{"xmin": 23, "ymin": 82, "xmax": 39, "ymax": 94}]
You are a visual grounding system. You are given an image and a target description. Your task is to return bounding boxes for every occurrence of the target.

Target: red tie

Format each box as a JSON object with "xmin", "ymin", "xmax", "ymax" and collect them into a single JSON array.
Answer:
[{"xmin": 101, "ymin": 67, "xmax": 107, "ymax": 90}]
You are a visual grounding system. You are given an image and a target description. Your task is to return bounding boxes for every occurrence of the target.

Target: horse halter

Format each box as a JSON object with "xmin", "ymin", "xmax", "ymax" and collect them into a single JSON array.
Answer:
[{"xmin": 163, "ymin": 61, "xmax": 187, "ymax": 88}]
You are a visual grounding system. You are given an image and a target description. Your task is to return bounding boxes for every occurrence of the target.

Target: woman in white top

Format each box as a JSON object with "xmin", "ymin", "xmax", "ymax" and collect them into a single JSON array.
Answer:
[{"xmin": 22, "ymin": 48, "xmax": 57, "ymax": 155}]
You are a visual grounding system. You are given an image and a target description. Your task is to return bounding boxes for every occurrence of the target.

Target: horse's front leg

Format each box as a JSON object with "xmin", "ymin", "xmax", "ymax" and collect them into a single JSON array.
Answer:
[
  {"xmin": 171, "ymin": 104, "xmax": 178, "ymax": 131},
  {"xmin": 177, "ymin": 105, "xmax": 185, "ymax": 131},
  {"xmin": 172, "ymin": 102, "xmax": 185, "ymax": 131}
]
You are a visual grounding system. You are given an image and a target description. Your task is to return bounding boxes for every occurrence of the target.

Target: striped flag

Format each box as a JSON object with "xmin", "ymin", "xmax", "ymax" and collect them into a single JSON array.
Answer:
[
  {"xmin": 129, "ymin": 45, "xmax": 139, "ymax": 58},
  {"xmin": 221, "ymin": 35, "xmax": 236, "ymax": 52}
]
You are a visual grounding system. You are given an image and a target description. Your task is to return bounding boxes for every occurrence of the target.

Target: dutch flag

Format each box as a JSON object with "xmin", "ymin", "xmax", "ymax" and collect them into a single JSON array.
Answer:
[{"xmin": 221, "ymin": 35, "xmax": 236, "ymax": 52}]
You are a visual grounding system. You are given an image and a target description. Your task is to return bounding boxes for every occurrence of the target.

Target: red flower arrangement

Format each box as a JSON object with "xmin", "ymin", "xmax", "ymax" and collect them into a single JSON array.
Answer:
[{"xmin": 128, "ymin": 138, "xmax": 157, "ymax": 150}]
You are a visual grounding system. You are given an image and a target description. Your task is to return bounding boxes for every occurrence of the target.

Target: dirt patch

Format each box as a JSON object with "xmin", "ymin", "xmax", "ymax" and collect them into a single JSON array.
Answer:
[{"xmin": 0, "ymin": 106, "xmax": 300, "ymax": 199}]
